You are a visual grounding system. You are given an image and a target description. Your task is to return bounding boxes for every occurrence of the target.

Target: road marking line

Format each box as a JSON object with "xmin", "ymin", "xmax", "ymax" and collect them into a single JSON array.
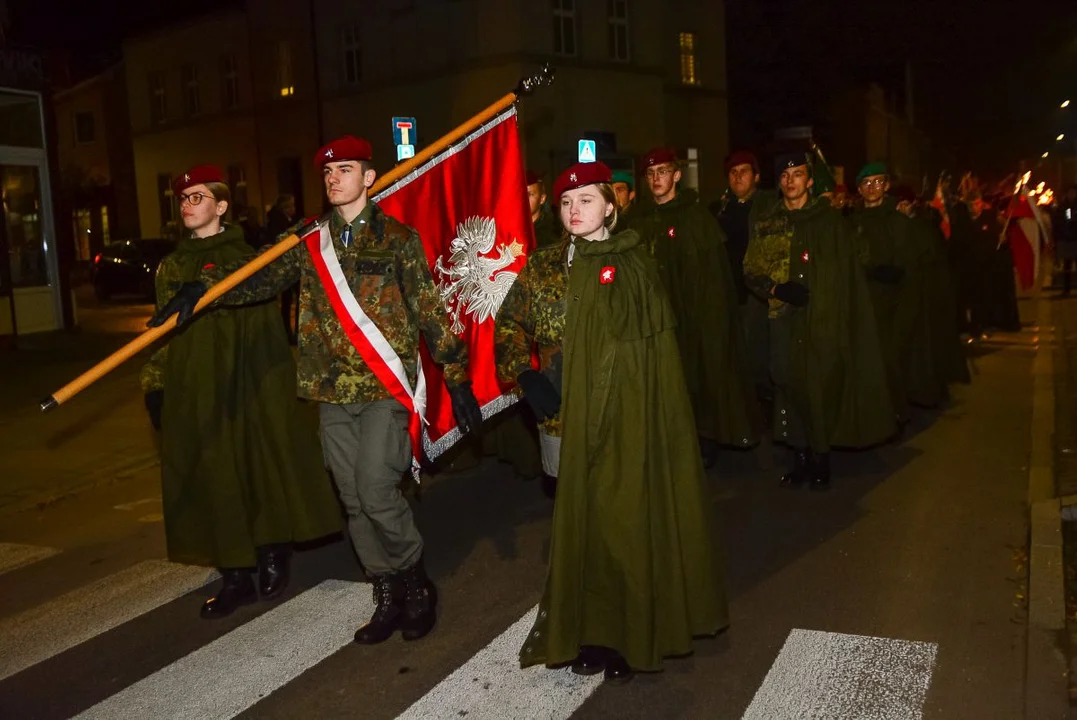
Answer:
[
  {"xmin": 397, "ymin": 605, "xmax": 603, "ymax": 720},
  {"xmin": 73, "ymin": 579, "xmax": 368, "ymax": 720},
  {"xmin": 0, "ymin": 560, "xmax": 216, "ymax": 682},
  {"xmin": 741, "ymin": 629, "xmax": 938, "ymax": 720},
  {"xmin": 0, "ymin": 543, "xmax": 60, "ymax": 576},
  {"xmin": 113, "ymin": 497, "xmax": 161, "ymax": 511}
]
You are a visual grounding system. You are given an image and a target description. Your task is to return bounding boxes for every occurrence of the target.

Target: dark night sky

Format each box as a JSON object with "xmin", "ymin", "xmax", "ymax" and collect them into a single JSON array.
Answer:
[{"xmin": 10, "ymin": 0, "xmax": 1077, "ymax": 178}]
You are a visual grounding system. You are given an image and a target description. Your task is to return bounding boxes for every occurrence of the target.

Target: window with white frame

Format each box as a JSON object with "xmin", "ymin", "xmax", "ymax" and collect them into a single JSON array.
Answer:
[
  {"xmin": 342, "ymin": 24, "xmax": 361, "ymax": 86},
  {"xmin": 553, "ymin": 0, "xmax": 576, "ymax": 57},
  {"xmin": 181, "ymin": 63, "xmax": 201, "ymax": 116},
  {"xmin": 608, "ymin": 0, "xmax": 629, "ymax": 62},
  {"xmin": 220, "ymin": 53, "xmax": 239, "ymax": 109}
]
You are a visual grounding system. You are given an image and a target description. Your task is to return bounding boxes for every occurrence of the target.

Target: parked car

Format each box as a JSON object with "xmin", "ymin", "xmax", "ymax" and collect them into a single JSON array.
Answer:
[{"xmin": 92, "ymin": 238, "xmax": 175, "ymax": 302}]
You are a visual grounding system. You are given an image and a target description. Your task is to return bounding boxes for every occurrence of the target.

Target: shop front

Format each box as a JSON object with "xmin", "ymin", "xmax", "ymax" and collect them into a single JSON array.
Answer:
[{"xmin": 0, "ymin": 52, "xmax": 67, "ymax": 345}]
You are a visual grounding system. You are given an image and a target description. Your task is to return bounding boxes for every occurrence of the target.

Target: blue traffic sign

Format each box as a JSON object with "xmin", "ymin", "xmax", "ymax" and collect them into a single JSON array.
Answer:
[
  {"xmin": 393, "ymin": 117, "xmax": 417, "ymax": 147},
  {"xmin": 397, "ymin": 144, "xmax": 415, "ymax": 161},
  {"xmin": 578, "ymin": 139, "xmax": 597, "ymax": 163}
]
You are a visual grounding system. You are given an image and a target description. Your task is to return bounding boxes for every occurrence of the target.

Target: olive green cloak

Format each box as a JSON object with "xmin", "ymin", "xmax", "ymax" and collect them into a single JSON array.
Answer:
[
  {"xmin": 634, "ymin": 189, "xmax": 760, "ymax": 447},
  {"xmin": 851, "ymin": 198, "xmax": 927, "ymax": 416},
  {"xmin": 519, "ymin": 229, "xmax": 728, "ymax": 672},
  {"xmin": 144, "ymin": 225, "xmax": 341, "ymax": 568}
]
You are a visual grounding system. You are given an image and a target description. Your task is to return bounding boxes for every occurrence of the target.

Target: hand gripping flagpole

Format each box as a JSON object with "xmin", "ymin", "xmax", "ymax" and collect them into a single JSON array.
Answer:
[{"xmin": 40, "ymin": 65, "xmax": 556, "ymax": 413}]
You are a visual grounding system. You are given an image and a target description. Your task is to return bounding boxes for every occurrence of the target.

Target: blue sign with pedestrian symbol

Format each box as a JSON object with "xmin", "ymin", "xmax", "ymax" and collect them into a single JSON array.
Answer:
[{"xmin": 578, "ymin": 139, "xmax": 597, "ymax": 163}]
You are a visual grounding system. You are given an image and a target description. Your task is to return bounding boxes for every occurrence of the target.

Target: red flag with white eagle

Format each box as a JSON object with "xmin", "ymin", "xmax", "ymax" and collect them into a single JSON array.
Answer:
[
  {"xmin": 1004, "ymin": 188, "xmax": 1048, "ymax": 291},
  {"xmin": 372, "ymin": 106, "xmax": 534, "ymax": 462}
]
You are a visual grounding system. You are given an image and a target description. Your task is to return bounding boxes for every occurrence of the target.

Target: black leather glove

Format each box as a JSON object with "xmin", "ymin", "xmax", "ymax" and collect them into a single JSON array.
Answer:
[
  {"xmin": 144, "ymin": 390, "xmax": 164, "ymax": 431},
  {"xmin": 517, "ymin": 369, "xmax": 561, "ymax": 420},
  {"xmin": 867, "ymin": 264, "xmax": 905, "ymax": 285},
  {"xmin": 447, "ymin": 381, "xmax": 483, "ymax": 436},
  {"xmin": 147, "ymin": 281, "xmax": 208, "ymax": 328},
  {"xmin": 773, "ymin": 281, "xmax": 810, "ymax": 307}
]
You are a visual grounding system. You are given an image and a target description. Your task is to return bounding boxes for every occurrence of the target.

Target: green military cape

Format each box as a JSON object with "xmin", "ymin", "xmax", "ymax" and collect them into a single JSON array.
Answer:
[
  {"xmin": 152, "ymin": 226, "xmax": 341, "ymax": 568},
  {"xmin": 519, "ymin": 229, "xmax": 728, "ymax": 672},
  {"xmin": 634, "ymin": 189, "xmax": 760, "ymax": 447},
  {"xmin": 851, "ymin": 198, "xmax": 927, "ymax": 416},
  {"xmin": 764, "ymin": 200, "xmax": 896, "ymax": 449}
]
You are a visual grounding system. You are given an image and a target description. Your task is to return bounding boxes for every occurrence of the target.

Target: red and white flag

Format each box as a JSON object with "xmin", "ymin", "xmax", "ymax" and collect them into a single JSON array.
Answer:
[
  {"xmin": 371, "ymin": 106, "xmax": 534, "ymax": 463},
  {"xmin": 1005, "ymin": 189, "xmax": 1048, "ymax": 291}
]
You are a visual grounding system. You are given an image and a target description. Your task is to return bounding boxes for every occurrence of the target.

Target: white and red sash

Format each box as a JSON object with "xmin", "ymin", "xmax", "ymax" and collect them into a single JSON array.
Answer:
[{"xmin": 304, "ymin": 224, "xmax": 427, "ymax": 473}]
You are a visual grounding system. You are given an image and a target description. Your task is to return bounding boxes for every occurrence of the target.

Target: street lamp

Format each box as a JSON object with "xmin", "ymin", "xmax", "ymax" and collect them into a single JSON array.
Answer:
[
  {"xmin": 1063, "ymin": 100, "xmax": 1072, "ymax": 109},
  {"xmin": 1043, "ymin": 151, "xmax": 1050, "ymax": 158},
  {"xmin": 1058, "ymin": 133, "xmax": 1067, "ymax": 141}
]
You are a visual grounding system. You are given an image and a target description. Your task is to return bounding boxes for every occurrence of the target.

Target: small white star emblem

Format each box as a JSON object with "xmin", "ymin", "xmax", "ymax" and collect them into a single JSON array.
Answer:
[
  {"xmin": 325, "ymin": 149, "xmax": 334, "ymax": 158},
  {"xmin": 569, "ymin": 173, "xmax": 577, "ymax": 182},
  {"xmin": 602, "ymin": 269, "xmax": 613, "ymax": 281},
  {"xmin": 184, "ymin": 173, "xmax": 190, "ymax": 182}
]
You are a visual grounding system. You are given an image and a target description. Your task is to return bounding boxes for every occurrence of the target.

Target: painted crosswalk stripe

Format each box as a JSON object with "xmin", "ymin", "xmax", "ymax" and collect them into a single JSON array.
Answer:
[
  {"xmin": 74, "ymin": 579, "xmax": 369, "ymax": 720},
  {"xmin": 398, "ymin": 605, "xmax": 603, "ymax": 720},
  {"xmin": 741, "ymin": 629, "xmax": 938, "ymax": 720},
  {"xmin": 0, "ymin": 560, "xmax": 216, "ymax": 682},
  {"xmin": 0, "ymin": 543, "xmax": 60, "ymax": 576}
]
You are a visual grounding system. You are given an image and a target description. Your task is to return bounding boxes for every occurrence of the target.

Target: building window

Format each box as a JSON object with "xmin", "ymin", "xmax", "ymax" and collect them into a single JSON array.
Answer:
[
  {"xmin": 553, "ymin": 0, "xmax": 576, "ymax": 57},
  {"xmin": 73, "ymin": 209, "xmax": 91, "ymax": 262},
  {"xmin": 220, "ymin": 53, "xmax": 239, "ymax": 109},
  {"xmin": 74, "ymin": 111, "xmax": 95, "ymax": 144},
  {"xmin": 181, "ymin": 63, "xmax": 201, "ymax": 117},
  {"xmin": 679, "ymin": 32, "xmax": 698, "ymax": 85},
  {"xmin": 157, "ymin": 173, "xmax": 175, "ymax": 225},
  {"xmin": 100, "ymin": 205, "xmax": 110, "ymax": 244},
  {"xmin": 608, "ymin": 0, "xmax": 629, "ymax": 62},
  {"xmin": 276, "ymin": 41, "xmax": 295, "ymax": 97},
  {"xmin": 148, "ymin": 72, "xmax": 166, "ymax": 124},
  {"xmin": 342, "ymin": 24, "xmax": 361, "ymax": 86}
]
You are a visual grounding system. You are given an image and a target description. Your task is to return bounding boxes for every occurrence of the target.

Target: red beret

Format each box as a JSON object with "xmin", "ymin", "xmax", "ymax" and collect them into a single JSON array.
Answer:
[
  {"xmin": 525, "ymin": 170, "xmax": 543, "ymax": 187},
  {"xmin": 724, "ymin": 150, "xmax": 759, "ymax": 174},
  {"xmin": 553, "ymin": 161, "xmax": 612, "ymax": 200},
  {"xmin": 173, "ymin": 165, "xmax": 224, "ymax": 195},
  {"xmin": 643, "ymin": 147, "xmax": 678, "ymax": 168},
  {"xmin": 314, "ymin": 135, "xmax": 373, "ymax": 168}
]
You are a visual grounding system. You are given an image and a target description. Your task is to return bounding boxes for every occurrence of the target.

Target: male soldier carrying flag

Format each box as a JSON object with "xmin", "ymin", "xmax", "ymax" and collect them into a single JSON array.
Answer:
[{"xmin": 149, "ymin": 135, "xmax": 483, "ymax": 645}]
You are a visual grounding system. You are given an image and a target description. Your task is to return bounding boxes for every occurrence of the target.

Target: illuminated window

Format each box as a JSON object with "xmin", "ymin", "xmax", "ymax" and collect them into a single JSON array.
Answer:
[
  {"xmin": 73, "ymin": 209, "xmax": 91, "ymax": 261},
  {"xmin": 181, "ymin": 63, "xmax": 201, "ymax": 117},
  {"xmin": 220, "ymin": 54, "xmax": 239, "ymax": 109},
  {"xmin": 679, "ymin": 32, "xmax": 698, "ymax": 85},
  {"xmin": 276, "ymin": 42, "xmax": 295, "ymax": 97},
  {"xmin": 100, "ymin": 205, "xmax": 110, "ymax": 244},
  {"xmin": 342, "ymin": 24, "xmax": 362, "ymax": 86},
  {"xmin": 608, "ymin": 0, "xmax": 629, "ymax": 62},
  {"xmin": 148, "ymin": 72, "xmax": 166, "ymax": 124},
  {"xmin": 553, "ymin": 0, "xmax": 576, "ymax": 57},
  {"xmin": 157, "ymin": 173, "xmax": 175, "ymax": 224}
]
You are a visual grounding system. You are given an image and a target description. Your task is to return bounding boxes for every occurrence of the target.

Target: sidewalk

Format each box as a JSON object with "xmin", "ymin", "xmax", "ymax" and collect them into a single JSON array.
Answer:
[{"xmin": 0, "ymin": 295, "xmax": 159, "ymax": 516}]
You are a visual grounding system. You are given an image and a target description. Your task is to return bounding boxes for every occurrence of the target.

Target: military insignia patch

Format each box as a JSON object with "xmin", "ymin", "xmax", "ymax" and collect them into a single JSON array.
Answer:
[
  {"xmin": 801, "ymin": 250, "xmax": 810, "ymax": 263},
  {"xmin": 600, "ymin": 266, "xmax": 616, "ymax": 284},
  {"xmin": 667, "ymin": 226, "xmax": 676, "ymax": 238}
]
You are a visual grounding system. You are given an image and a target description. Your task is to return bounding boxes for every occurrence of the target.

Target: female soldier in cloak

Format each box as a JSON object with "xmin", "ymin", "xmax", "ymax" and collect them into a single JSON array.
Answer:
[
  {"xmin": 495, "ymin": 161, "xmax": 728, "ymax": 684},
  {"xmin": 141, "ymin": 166, "xmax": 341, "ymax": 619}
]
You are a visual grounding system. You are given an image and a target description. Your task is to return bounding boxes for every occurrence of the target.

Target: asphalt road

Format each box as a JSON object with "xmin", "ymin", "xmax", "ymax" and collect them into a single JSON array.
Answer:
[{"xmin": 0, "ymin": 297, "xmax": 1040, "ymax": 720}]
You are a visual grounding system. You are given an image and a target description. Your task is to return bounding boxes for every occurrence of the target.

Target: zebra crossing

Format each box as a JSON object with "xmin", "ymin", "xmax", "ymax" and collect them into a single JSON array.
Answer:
[{"xmin": 0, "ymin": 543, "xmax": 940, "ymax": 720}]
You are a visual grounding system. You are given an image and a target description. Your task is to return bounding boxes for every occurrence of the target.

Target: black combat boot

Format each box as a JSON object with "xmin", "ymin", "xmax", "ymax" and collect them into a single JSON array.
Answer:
[
  {"xmin": 541, "ymin": 474, "xmax": 557, "ymax": 499},
  {"xmin": 200, "ymin": 569, "xmax": 257, "ymax": 619},
  {"xmin": 354, "ymin": 573, "xmax": 405, "ymax": 644},
  {"xmin": 779, "ymin": 447, "xmax": 811, "ymax": 488},
  {"xmin": 603, "ymin": 650, "xmax": 634, "ymax": 684},
  {"xmin": 571, "ymin": 645, "xmax": 607, "ymax": 676},
  {"xmin": 257, "ymin": 544, "xmax": 291, "ymax": 600},
  {"xmin": 808, "ymin": 452, "xmax": 831, "ymax": 491},
  {"xmin": 399, "ymin": 558, "xmax": 438, "ymax": 641}
]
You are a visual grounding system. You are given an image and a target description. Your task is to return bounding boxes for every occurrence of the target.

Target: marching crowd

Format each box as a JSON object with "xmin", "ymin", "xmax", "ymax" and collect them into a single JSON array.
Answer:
[{"xmin": 143, "ymin": 130, "xmax": 1037, "ymax": 686}]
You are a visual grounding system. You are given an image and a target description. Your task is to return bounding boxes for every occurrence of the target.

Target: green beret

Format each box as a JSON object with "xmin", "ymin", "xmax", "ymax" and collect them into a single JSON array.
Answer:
[
  {"xmin": 611, "ymin": 171, "xmax": 634, "ymax": 188},
  {"xmin": 856, "ymin": 162, "xmax": 888, "ymax": 185}
]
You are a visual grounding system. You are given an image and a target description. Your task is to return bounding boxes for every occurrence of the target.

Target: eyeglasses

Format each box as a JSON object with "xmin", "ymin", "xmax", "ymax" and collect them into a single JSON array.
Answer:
[
  {"xmin": 859, "ymin": 178, "xmax": 887, "ymax": 189},
  {"xmin": 645, "ymin": 167, "xmax": 675, "ymax": 179},
  {"xmin": 179, "ymin": 192, "xmax": 217, "ymax": 206}
]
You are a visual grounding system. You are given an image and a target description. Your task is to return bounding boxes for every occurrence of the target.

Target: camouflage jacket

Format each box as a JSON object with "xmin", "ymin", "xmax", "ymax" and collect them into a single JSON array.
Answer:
[
  {"xmin": 743, "ymin": 200, "xmax": 797, "ymax": 318},
  {"xmin": 203, "ymin": 202, "xmax": 467, "ymax": 404},
  {"xmin": 494, "ymin": 242, "xmax": 567, "ymax": 436}
]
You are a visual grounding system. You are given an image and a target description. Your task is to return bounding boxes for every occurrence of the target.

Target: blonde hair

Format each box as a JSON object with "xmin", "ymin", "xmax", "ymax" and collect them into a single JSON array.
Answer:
[{"xmin": 557, "ymin": 182, "xmax": 620, "ymax": 252}]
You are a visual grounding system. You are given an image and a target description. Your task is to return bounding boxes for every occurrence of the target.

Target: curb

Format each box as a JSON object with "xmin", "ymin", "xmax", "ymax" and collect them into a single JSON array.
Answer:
[{"xmin": 1027, "ymin": 298, "xmax": 1070, "ymax": 719}]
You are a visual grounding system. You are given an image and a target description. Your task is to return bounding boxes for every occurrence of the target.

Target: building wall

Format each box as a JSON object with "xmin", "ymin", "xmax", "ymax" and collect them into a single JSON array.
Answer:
[{"xmin": 124, "ymin": 0, "xmax": 730, "ymax": 227}]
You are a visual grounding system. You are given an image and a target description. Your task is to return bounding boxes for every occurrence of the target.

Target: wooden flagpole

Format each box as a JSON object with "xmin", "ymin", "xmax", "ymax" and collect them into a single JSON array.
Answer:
[{"xmin": 41, "ymin": 65, "xmax": 555, "ymax": 412}]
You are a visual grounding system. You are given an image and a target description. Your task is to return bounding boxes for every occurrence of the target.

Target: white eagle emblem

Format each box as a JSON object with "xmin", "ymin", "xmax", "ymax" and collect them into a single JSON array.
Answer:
[
  {"xmin": 325, "ymin": 149, "xmax": 334, "ymax": 158},
  {"xmin": 434, "ymin": 216, "xmax": 523, "ymax": 333}
]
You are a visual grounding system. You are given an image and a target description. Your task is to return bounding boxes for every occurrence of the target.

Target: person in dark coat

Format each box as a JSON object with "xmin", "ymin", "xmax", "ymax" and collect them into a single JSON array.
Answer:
[{"xmin": 265, "ymin": 194, "xmax": 299, "ymax": 343}]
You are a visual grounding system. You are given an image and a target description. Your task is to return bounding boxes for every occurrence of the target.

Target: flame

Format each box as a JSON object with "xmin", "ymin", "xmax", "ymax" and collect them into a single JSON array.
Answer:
[
  {"xmin": 1038, "ymin": 189, "xmax": 1054, "ymax": 205},
  {"xmin": 1015, "ymin": 171, "xmax": 1032, "ymax": 193},
  {"xmin": 1035, "ymin": 181, "xmax": 1046, "ymax": 195}
]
